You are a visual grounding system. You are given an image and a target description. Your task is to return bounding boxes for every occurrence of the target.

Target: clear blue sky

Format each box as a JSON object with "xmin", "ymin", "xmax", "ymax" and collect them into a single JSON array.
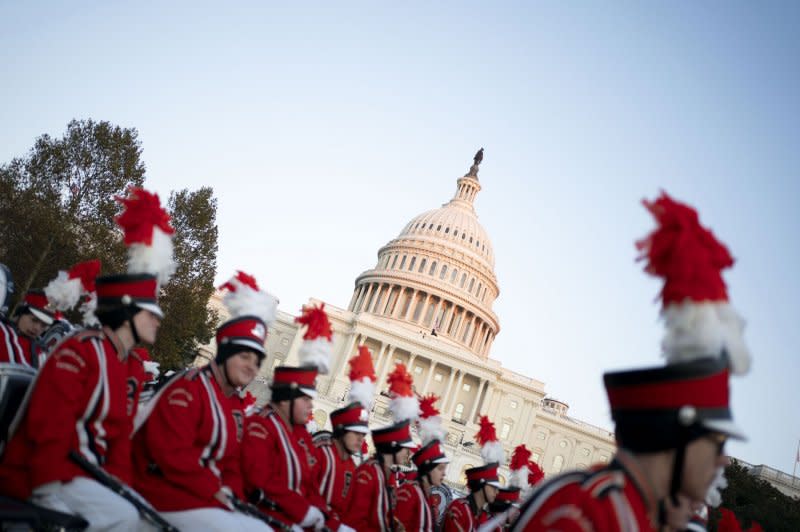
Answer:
[{"xmin": 2, "ymin": 1, "xmax": 798, "ymax": 472}]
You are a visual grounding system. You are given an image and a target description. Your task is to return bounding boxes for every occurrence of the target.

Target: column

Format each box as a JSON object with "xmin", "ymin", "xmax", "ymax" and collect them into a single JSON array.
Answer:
[
  {"xmin": 372, "ymin": 342, "xmax": 388, "ymax": 375},
  {"xmin": 361, "ymin": 283, "xmax": 374, "ymax": 313},
  {"xmin": 402, "ymin": 290, "xmax": 418, "ymax": 320},
  {"xmin": 417, "ymin": 294, "xmax": 432, "ymax": 324},
  {"xmin": 448, "ymin": 372, "xmax": 466, "ymax": 417},
  {"xmin": 432, "ymin": 298, "xmax": 444, "ymax": 330},
  {"xmin": 442, "ymin": 368, "xmax": 456, "ymax": 410},
  {"xmin": 479, "ymin": 383, "xmax": 495, "ymax": 416},
  {"xmin": 392, "ymin": 287, "xmax": 407, "ymax": 318},
  {"xmin": 468, "ymin": 379, "xmax": 486, "ymax": 422},
  {"xmin": 377, "ymin": 345, "xmax": 398, "ymax": 389},
  {"xmin": 421, "ymin": 361, "xmax": 438, "ymax": 394},
  {"xmin": 327, "ymin": 333, "xmax": 361, "ymax": 394},
  {"xmin": 347, "ymin": 286, "xmax": 359, "ymax": 311}
]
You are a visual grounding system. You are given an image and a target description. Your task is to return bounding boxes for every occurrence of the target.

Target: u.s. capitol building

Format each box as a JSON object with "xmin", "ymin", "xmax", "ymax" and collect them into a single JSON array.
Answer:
[{"xmin": 197, "ymin": 156, "xmax": 616, "ymax": 489}]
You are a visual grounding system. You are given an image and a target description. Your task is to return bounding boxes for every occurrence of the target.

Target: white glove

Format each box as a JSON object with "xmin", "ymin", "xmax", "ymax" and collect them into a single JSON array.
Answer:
[
  {"xmin": 31, "ymin": 481, "xmax": 71, "ymax": 514},
  {"xmin": 300, "ymin": 506, "xmax": 325, "ymax": 529},
  {"xmin": 338, "ymin": 524, "xmax": 356, "ymax": 532},
  {"xmin": 143, "ymin": 360, "xmax": 160, "ymax": 380}
]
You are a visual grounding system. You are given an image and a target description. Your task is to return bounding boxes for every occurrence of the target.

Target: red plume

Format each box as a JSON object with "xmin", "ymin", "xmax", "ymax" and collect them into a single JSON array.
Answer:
[
  {"xmin": 528, "ymin": 460, "xmax": 544, "ymax": 485},
  {"xmin": 295, "ymin": 303, "xmax": 333, "ymax": 341},
  {"xmin": 475, "ymin": 415, "xmax": 498, "ymax": 446},
  {"xmin": 219, "ymin": 270, "xmax": 259, "ymax": 292},
  {"xmin": 510, "ymin": 444, "xmax": 532, "ymax": 471},
  {"xmin": 419, "ymin": 394, "xmax": 440, "ymax": 419},
  {"xmin": 115, "ymin": 187, "xmax": 174, "ymax": 245},
  {"xmin": 348, "ymin": 345, "xmax": 377, "ymax": 382},
  {"xmin": 387, "ymin": 363, "xmax": 414, "ymax": 397},
  {"xmin": 361, "ymin": 440, "xmax": 369, "ymax": 455},
  {"xmin": 636, "ymin": 191, "xmax": 733, "ymax": 306},
  {"xmin": 68, "ymin": 259, "xmax": 101, "ymax": 293},
  {"xmin": 717, "ymin": 508, "xmax": 743, "ymax": 532}
]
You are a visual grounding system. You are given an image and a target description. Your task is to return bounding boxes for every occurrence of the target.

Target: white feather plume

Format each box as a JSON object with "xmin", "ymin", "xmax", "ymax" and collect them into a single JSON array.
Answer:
[
  {"xmin": 127, "ymin": 227, "xmax": 176, "ymax": 286},
  {"xmin": 419, "ymin": 415, "xmax": 446, "ymax": 445},
  {"xmin": 481, "ymin": 440, "xmax": 505, "ymax": 465},
  {"xmin": 510, "ymin": 465, "xmax": 530, "ymax": 491},
  {"xmin": 143, "ymin": 360, "xmax": 160, "ymax": 380},
  {"xmin": 44, "ymin": 271, "xmax": 82, "ymax": 311},
  {"xmin": 80, "ymin": 293, "xmax": 99, "ymax": 326},
  {"xmin": 222, "ymin": 277, "xmax": 278, "ymax": 324},
  {"xmin": 298, "ymin": 337, "xmax": 332, "ymax": 374},
  {"xmin": 349, "ymin": 378, "xmax": 376, "ymax": 409},
  {"xmin": 390, "ymin": 395, "xmax": 420, "ymax": 423},
  {"xmin": 662, "ymin": 301, "xmax": 751, "ymax": 375},
  {"xmin": 705, "ymin": 466, "xmax": 728, "ymax": 507}
]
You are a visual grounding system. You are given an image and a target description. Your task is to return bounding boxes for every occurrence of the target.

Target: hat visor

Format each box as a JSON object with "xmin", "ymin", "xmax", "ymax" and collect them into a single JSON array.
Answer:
[
  {"xmin": 433, "ymin": 456, "xmax": 450, "ymax": 464},
  {"xmin": 135, "ymin": 301, "xmax": 164, "ymax": 319},
  {"xmin": 702, "ymin": 418, "xmax": 747, "ymax": 441},
  {"xmin": 299, "ymin": 386, "xmax": 317, "ymax": 399},
  {"xmin": 343, "ymin": 424, "xmax": 371, "ymax": 434},
  {"xmin": 226, "ymin": 338, "xmax": 267, "ymax": 355},
  {"xmin": 29, "ymin": 307, "xmax": 54, "ymax": 326},
  {"xmin": 487, "ymin": 480, "xmax": 503, "ymax": 488},
  {"xmin": 399, "ymin": 440, "xmax": 417, "ymax": 449}
]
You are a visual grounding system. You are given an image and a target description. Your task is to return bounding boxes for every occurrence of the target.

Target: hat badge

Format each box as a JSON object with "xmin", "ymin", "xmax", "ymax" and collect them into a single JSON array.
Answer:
[{"xmin": 251, "ymin": 323, "xmax": 266, "ymax": 340}]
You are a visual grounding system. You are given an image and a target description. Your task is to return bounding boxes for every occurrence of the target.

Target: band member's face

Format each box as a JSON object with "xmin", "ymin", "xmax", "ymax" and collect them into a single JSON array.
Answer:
[
  {"xmin": 343, "ymin": 431, "xmax": 366, "ymax": 454},
  {"xmin": 484, "ymin": 484, "xmax": 498, "ymax": 504},
  {"xmin": 226, "ymin": 350, "xmax": 260, "ymax": 388},
  {"xmin": 395, "ymin": 447, "xmax": 411, "ymax": 464},
  {"xmin": 133, "ymin": 309, "xmax": 161, "ymax": 345},
  {"xmin": 429, "ymin": 463, "xmax": 447, "ymax": 486},
  {"xmin": 681, "ymin": 432, "xmax": 728, "ymax": 502},
  {"xmin": 17, "ymin": 313, "xmax": 47, "ymax": 338},
  {"xmin": 292, "ymin": 394, "xmax": 314, "ymax": 425}
]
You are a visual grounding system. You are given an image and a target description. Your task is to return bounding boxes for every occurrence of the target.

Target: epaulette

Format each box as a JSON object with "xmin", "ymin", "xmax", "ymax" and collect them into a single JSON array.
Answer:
[
  {"xmin": 580, "ymin": 467, "xmax": 626, "ymax": 499},
  {"xmin": 181, "ymin": 367, "xmax": 203, "ymax": 381}
]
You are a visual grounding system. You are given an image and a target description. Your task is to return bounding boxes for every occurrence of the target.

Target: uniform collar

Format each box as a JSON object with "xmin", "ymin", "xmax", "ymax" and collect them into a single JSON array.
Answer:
[
  {"xmin": 614, "ymin": 449, "xmax": 659, "ymax": 524},
  {"xmin": 102, "ymin": 326, "xmax": 129, "ymax": 361}
]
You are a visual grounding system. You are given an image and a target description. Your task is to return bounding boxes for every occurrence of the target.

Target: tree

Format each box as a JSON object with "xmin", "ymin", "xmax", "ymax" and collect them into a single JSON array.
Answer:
[
  {"xmin": 153, "ymin": 188, "xmax": 219, "ymax": 369},
  {"xmin": 0, "ymin": 119, "xmax": 220, "ymax": 369},
  {"xmin": 0, "ymin": 119, "xmax": 144, "ymax": 297},
  {"xmin": 709, "ymin": 460, "xmax": 800, "ymax": 531}
]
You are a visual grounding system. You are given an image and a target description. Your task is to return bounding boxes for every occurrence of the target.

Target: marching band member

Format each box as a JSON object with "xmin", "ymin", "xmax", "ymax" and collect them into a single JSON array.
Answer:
[
  {"xmin": 396, "ymin": 394, "xmax": 449, "ymax": 532},
  {"xmin": 443, "ymin": 416, "xmax": 504, "ymax": 531},
  {"xmin": 511, "ymin": 192, "xmax": 752, "ymax": 531},
  {"xmin": 344, "ymin": 362, "xmax": 419, "ymax": 531},
  {"xmin": 315, "ymin": 345, "xmax": 377, "ymax": 532},
  {"xmin": 132, "ymin": 270, "xmax": 277, "ymax": 530},
  {"xmin": 0, "ymin": 187, "xmax": 174, "ymax": 530},
  {"xmin": 242, "ymin": 303, "xmax": 334, "ymax": 530},
  {"xmin": 0, "ymin": 289, "xmax": 53, "ymax": 367}
]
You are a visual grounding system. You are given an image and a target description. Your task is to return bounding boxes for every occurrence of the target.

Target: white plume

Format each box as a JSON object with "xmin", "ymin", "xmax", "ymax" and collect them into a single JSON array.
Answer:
[
  {"xmin": 481, "ymin": 440, "xmax": 505, "ymax": 465},
  {"xmin": 348, "ymin": 378, "xmax": 376, "ymax": 409},
  {"xmin": 662, "ymin": 301, "xmax": 751, "ymax": 375},
  {"xmin": 127, "ymin": 227, "xmax": 176, "ymax": 286},
  {"xmin": 298, "ymin": 337, "xmax": 332, "ymax": 374},
  {"xmin": 44, "ymin": 271, "xmax": 82, "ymax": 311}
]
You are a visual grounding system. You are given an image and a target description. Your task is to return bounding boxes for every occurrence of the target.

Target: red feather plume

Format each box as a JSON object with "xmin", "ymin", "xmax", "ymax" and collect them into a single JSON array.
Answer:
[
  {"xmin": 636, "ymin": 191, "xmax": 734, "ymax": 306},
  {"xmin": 295, "ymin": 303, "xmax": 333, "ymax": 341},
  {"xmin": 387, "ymin": 363, "xmax": 414, "ymax": 397},
  {"xmin": 68, "ymin": 259, "xmax": 101, "ymax": 293},
  {"xmin": 475, "ymin": 415, "xmax": 498, "ymax": 445},
  {"xmin": 510, "ymin": 444, "xmax": 532, "ymax": 471},
  {"xmin": 717, "ymin": 508, "xmax": 743, "ymax": 532},
  {"xmin": 348, "ymin": 345, "xmax": 377, "ymax": 382},
  {"xmin": 219, "ymin": 271, "xmax": 259, "ymax": 292},
  {"xmin": 115, "ymin": 187, "xmax": 174, "ymax": 245},
  {"xmin": 243, "ymin": 391, "xmax": 257, "ymax": 409},
  {"xmin": 419, "ymin": 394, "xmax": 440, "ymax": 419},
  {"xmin": 528, "ymin": 460, "xmax": 544, "ymax": 485}
]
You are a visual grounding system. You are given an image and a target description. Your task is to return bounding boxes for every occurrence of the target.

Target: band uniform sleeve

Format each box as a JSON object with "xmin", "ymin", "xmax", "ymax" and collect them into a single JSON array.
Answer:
[
  {"xmin": 26, "ymin": 340, "xmax": 94, "ymax": 488},
  {"xmin": 241, "ymin": 415, "xmax": 311, "ymax": 524},
  {"xmin": 342, "ymin": 464, "xmax": 377, "ymax": 531},
  {"xmin": 142, "ymin": 380, "xmax": 221, "ymax": 501},
  {"xmin": 395, "ymin": 483, "xmax": 421, "ymax": 532}
]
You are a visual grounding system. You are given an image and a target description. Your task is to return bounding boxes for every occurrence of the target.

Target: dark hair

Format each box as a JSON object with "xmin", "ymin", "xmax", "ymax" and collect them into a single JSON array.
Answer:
[
  {"xmin": 216, "ymin": 343, "xmax": 266, "ymax": 367},
  {"xmin": 467, "ymin": 479, "xmax": 485, "ymax": 492},
  {"xmin": 95, "ymin": 304, "xmax": 139, "ymax": 330}
]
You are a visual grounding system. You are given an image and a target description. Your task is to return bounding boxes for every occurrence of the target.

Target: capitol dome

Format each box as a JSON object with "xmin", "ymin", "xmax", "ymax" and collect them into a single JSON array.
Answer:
[{"xmin": 348, "ymin": 152, "xmax": 500, "ymax": 358}]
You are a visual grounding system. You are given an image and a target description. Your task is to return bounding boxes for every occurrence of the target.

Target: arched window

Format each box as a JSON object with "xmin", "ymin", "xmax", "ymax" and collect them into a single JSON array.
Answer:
[
  {"xmin": 429, "ymin": 261, "xmax": 437, "ymax": 276},
  {"xmin": 399, "ymin": 255, "xmax": 406, "ymax": 270},
  {"xmin": 390, "ymin": 255, "xmax": 398, "ymax": 268},
  {"xmin": 476, "ymin": 282, "xmax": 482, "ymax": 296},
  {"xmin": 468, "ymin": 278, "xmax": 475, "ymax": 292},
  {"xmin": 460, "ymin": 273, "xmax": 467, "ymax": 288},
  {"xmin": 450, "ymin": 268, "xmax": 458, "ymax": 283},
  {"xmin": 419, "ymin": 258, "xmax": 427, "ymax": 273},
  {"xmin": 409, "ymin": 256, "xmax": 416, "ymax": 271},
  {"xmin": 552, "ymin": 455, "xmax": 564, "ymax": 473},
  {"xmin": 439, "ymin": 265, "xmax": 448, "ymax": 280},
  {"xmin": 454, "ymin": 403, "xmax": 464, "ymax": 419}
]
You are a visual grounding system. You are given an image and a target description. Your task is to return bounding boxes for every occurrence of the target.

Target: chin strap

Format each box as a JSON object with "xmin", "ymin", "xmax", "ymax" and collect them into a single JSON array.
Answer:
[{"xmin": 126, "ymin": 306, "xmax": 141, "ymax": 345}]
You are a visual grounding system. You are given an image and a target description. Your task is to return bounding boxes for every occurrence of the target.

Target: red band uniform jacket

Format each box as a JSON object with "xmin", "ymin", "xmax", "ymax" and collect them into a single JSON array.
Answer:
[
  {"xmin": 395, "ymin": 481, "xmax": 434, "ymax": 532},
  {"xmin": 315, "ymin": 439, "xmax": 356, "ymax": 529},
  {"xmin": 242, "ymin": 406, "xmax": 329, "ymax": 527},
  {"xmin": 343, "ymin": 458, "xmax": 397, "ymax": 531},
  {"xmin": 0, "ymin": 329, "xmax": 134, "ymax": 498},
  {"xmin": 132, "ymin": 365, "xmax": 247, "ymax": 512}
]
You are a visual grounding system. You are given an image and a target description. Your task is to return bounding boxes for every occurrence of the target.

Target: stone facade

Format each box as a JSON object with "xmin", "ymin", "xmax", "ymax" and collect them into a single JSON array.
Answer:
[{"xmin": 196, "ymin": 160, "xmax": 616, "ymax": 488}]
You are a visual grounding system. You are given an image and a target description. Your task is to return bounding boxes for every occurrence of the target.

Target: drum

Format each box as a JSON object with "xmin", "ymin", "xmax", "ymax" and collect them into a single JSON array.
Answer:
[
  {"xmin": 430, "ymin": 484, "xmax": 454, "ymax": 528},
  {"xmin": 0, "ymin": 362, "xmax": 36, "ymax": 451}
]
